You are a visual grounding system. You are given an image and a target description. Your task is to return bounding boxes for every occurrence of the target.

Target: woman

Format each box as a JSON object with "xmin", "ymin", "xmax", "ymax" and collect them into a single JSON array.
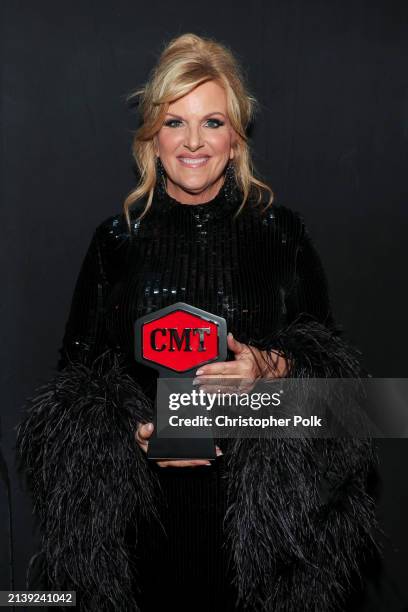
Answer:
[{"xmin": 16, "ymin": 33, "xmax": 378, "ymax": 611}]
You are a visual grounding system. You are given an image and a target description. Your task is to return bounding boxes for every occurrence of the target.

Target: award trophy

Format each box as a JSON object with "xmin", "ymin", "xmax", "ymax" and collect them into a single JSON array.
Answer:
[{"xmin": 134, "ymin": 302, "xmax": 227, "ymax": 461}]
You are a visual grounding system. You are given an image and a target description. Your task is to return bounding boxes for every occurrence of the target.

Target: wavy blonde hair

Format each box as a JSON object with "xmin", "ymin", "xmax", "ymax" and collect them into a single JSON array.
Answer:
[{"xmin": 123, "ymin": 32, "xmax": 274, "ymax": 230}]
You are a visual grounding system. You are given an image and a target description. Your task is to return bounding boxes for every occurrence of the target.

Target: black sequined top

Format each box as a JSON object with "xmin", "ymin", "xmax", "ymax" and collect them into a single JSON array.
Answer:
[
  {"xmin": 57, "ymin": 184, "xmax": 334, "ymax": 610},
  {"xmin": 58, "ymin": 185, "xmax": 333, "ymax": 373}
]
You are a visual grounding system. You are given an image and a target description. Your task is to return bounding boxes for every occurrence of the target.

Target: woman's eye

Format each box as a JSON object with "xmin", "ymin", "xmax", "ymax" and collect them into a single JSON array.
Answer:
[
  {"xmin": 163, "ymin": 119, "xmax": 182, "ymax": 127},
  {"xmin": 163, "ymin": 118, "xmax": 225, "ymax": 128},
  {"xmin": 205, "ymin": 118, "xmax": 225, "ymax": 128}
]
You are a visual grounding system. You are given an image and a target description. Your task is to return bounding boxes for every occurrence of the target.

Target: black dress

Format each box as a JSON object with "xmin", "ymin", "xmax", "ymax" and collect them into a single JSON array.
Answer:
[
  {"xmin": 16, "ymin": 184, "xmax": 378, "ymax": 611},
  {"xmin": 58, "ymin": 185, "xmax": 330, "ymax": 610}
]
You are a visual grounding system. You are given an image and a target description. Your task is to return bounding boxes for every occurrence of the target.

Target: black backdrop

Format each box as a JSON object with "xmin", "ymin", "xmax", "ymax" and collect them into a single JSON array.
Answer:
[{"xmin": 2, "ymin": 1, "xmax": 408, "ymax": 609}]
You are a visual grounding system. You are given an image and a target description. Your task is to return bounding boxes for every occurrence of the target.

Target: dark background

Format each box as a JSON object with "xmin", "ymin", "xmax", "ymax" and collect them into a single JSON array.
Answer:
[{"xmin": 2, "ymin": 0, "xmax": 407, "ymax": 609}]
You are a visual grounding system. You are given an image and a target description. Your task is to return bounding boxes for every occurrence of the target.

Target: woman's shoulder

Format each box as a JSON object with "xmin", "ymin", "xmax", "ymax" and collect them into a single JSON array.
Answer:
[
  {"xmin": 96, "ymin": 212, "xmax": 130, "ymax": 240},
  {"xmin": 95, "ymin": 199, "xmax": 148, "ymax": 243},
  {"xmin": 258, "ymin": 201, "xmax": 306, "ymax": 243}
]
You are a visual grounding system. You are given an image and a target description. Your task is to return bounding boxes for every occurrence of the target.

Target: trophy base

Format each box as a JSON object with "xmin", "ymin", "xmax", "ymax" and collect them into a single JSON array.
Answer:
[{"xmin": 147, "ymin": 430, "xmax": 217, "ymax": 460}]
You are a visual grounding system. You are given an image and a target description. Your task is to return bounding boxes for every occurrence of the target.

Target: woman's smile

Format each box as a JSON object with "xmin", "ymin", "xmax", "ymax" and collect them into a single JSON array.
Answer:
[{"xmin": 177, "ymin": 156, "xmax": 210, "ymax": 168}]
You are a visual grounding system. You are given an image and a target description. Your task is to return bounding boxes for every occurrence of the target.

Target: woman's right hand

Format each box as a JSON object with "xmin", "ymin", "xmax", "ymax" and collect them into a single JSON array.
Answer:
[{"xmin": 135, "ymin": 422, "xmax": 222, "ymax": 468}]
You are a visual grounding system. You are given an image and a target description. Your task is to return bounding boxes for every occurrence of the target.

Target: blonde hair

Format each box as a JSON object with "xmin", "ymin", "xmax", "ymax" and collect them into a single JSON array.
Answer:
[{"xmin": 123, "ymin": 33, "xmax": 274, "ymax": 230}]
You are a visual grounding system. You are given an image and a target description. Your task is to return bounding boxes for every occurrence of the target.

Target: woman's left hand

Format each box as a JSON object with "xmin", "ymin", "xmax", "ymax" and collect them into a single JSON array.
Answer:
[{"xmin": 193, "ymin": 332, "xmax": 288, "ymax": 393}]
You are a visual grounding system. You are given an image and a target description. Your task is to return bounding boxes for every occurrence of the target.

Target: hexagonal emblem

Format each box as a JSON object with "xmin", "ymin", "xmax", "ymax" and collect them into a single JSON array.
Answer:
[{"xmin": 134, "ymin": 302, "xmax": 227, "ymax": 374}]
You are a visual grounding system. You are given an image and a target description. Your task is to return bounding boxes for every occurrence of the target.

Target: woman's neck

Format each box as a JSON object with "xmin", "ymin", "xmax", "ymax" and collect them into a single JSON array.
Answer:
[{"xmin": 164, "ymin": 176, "xmax": 225, "ymax": 205}]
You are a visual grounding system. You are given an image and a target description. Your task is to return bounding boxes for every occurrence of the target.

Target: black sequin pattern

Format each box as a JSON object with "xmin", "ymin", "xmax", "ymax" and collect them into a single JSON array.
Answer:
[
  {"xmin": 58, "ymin": 184, "xmax": 334, "ymax": 391},
  {"xmin": 55, "ymin": 185, "xmax": 335, "ymax": 609}
]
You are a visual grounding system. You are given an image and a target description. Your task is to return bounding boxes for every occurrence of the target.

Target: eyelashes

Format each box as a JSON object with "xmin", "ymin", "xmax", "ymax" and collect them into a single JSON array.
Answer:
[{"xmin": 163, "ymin": 118, "xmax": 225, "ymax": 128}]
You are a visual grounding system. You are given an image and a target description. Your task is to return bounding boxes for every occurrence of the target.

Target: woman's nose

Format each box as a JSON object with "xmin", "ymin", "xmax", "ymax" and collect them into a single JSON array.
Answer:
[{"xmin": 184, "ymin": 125, "xmax": 203, "ymax": 150}]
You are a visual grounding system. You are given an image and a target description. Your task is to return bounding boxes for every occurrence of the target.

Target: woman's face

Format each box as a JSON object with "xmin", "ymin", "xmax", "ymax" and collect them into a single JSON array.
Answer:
[{"xmin": 154, "ymin": 80, "xmax": 238, "ymax": 204}]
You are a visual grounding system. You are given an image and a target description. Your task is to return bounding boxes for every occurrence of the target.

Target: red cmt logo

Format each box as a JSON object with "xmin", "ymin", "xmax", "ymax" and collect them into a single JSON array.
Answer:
[{"xmin": 142, "ymin": 309, "xmax": 219, "ymax": 372}]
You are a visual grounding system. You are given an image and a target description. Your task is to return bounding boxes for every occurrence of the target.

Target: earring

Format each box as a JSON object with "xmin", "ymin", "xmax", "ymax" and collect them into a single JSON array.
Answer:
[
  {"xmin": 222, "ymin": 159, "xmax": 238, "ymax": 203},
  {"xmin": 155, "ymin": 156, "xmax": 167, "ymax": 199}
]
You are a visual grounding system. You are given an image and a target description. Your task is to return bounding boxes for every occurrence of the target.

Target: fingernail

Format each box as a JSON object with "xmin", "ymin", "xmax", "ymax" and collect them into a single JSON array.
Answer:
[
  {"xmin": 204, "ymin": 462, "xmax": 211, "ymax": 466},
  {"xmin": 196, "ymin": 369, "xmax": 204, "ymax": 375},
  {"xmin": 228, "ymin": 332, "xmax": 234, "ymax": 338},
  {"xmin": 192, "ymin": 378, "xmax": 200, "ymax": 385}
]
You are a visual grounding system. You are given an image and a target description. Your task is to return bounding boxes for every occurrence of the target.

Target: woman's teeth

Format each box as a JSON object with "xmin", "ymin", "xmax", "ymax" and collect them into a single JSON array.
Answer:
[{"xmin": 178, "ymin": 157, "xmax": 209, "ymax": 167}]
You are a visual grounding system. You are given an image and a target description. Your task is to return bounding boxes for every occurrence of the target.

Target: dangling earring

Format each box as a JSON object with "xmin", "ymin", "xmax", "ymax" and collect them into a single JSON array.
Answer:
[
  {"xmin": 155, "ymin": 156, "xmax": 167, "ymax": 199},
  {"xmin": 222, "ymin": 159, "xmax": 238, "ymax": 203}
]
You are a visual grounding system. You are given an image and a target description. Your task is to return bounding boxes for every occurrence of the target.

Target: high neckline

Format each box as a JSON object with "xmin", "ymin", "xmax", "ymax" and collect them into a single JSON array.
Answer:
[
  {"xmin": 165, "ymin": 187, "xmax": 223, "ymax": 208},
  {"xmin": 152, "ymin": 183, "xmax": 242, "ymax": 220}
]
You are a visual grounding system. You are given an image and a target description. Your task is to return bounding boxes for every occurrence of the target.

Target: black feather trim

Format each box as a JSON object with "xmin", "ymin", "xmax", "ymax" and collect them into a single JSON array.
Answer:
[
  {"xmin": 248, "ymin": 313, "xmax": 367, "ymax": 379},
  {"xmin": 15, "ymin": 349, "xmax": 163, "ymax": 611},
  {"xmin": 220, "ymin": 315, "xmax": 380, "ymax": 611},
  {"xmin": 14, "ymin": 322, "xmax": 380, "ymax": 611}
]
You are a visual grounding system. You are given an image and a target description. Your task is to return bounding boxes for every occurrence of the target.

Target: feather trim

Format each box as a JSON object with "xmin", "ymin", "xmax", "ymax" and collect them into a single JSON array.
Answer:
[
  {"xmin": 248, "ymin": 313, "xmax": 367, "ymax": 379},
  {"xmin": 221, "ymin": 315, "xmax": 380, "ymax": 611},
  {"xmin": 15, "ymin": 349, "xmax": 163, "ymax": 611},
  {"xmin": 15, "ymin": 322, "xmax": 380, "ymax": 611}
]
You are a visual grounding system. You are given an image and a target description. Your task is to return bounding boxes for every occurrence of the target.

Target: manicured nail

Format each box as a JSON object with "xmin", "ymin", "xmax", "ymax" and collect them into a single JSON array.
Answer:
[
  {"xmin": 196, "ymin": 369, "xmax": 204, "ymax": 375},
  {"xmin": 192, "ymin": 378, "xmax": 200, "ymax": 385},
  {"xmin": 228, "ymin": 332, "xmax": 234, "ymax": 338}
]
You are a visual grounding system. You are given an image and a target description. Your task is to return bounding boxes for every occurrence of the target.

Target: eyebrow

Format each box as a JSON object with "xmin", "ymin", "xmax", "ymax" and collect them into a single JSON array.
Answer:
[{"xmin": 165, "ymin": 112, "xmax": 226, "ymax": 119}]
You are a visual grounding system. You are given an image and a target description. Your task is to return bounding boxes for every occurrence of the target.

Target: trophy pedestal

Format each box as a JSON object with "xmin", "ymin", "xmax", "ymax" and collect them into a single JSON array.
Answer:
[{"xmin": 147, "ymin": 429, "xmax": 216, "ymax": 460}]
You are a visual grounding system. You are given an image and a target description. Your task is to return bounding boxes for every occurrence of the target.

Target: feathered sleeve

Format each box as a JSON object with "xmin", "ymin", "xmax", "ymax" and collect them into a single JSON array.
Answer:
[
  {"xmin": 15, "ymin": 222, "xmax": 160, "ymax": 612},
  {"xmin": 224, "ymin": 213, "xmax": 380, "ymax": 611}
]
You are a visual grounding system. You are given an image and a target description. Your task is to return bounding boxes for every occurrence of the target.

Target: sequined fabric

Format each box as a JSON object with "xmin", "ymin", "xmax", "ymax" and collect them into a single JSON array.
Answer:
[
  {"xmin": 56, "ymin": 184, "xmax": 335, "ymax": 611},
  {"xmin": 58, "ymin": 184, "xmax": 333, "ymax": 378}
]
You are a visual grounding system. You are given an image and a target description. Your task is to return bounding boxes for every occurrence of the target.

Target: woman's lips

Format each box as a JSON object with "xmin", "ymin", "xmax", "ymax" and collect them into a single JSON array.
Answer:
[{"xmin": 177, "ymin": 156, "xmax": 210, "ymax": 168}]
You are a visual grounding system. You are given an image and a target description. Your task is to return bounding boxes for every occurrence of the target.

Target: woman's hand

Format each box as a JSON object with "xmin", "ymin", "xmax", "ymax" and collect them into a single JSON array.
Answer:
[
  {"xmin": 193, "ymin": 332, "xmax": 289, "ymax": 393},
  {"xmin": 135, "ymin": 422, "xmax": 223, "ymax": 468}
]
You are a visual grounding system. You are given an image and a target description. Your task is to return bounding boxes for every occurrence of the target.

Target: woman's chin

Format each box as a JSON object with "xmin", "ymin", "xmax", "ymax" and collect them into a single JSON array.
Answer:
[{"xmin": 170, "ymin": 181, "xmax": 212, "ymax": 196}]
